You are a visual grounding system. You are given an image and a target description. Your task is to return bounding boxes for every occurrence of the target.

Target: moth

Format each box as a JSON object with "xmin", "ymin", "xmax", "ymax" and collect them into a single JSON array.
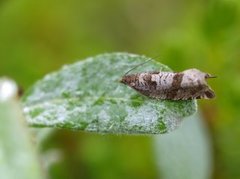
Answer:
[{"xmin": 120, "ymin": 61, "xmax": 216, "ymax": 100}]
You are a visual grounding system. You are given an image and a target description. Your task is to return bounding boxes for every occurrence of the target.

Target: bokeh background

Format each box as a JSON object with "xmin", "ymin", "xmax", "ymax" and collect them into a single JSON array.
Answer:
[{"xmin": 0, "ymin": 0, "xmax": 239, "ymax": 178}]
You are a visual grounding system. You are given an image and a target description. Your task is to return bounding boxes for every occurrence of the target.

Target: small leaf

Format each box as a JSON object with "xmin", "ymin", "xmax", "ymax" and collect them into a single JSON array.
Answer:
[
  {"xmin": 0, "ymin": 78, "xmax": 43, "ymax": 179},
  {"xmin": 22, "ymin": 53, "xmax": 197, "ymax": 134}
]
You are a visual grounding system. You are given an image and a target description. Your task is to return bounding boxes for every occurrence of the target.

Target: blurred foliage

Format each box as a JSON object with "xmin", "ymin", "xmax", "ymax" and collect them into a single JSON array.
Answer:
[
  {"xmin": 39, "ymin": 131, "xmax": 158, "ymax": 179},
  {"xmin": 0, "ymin": 78, "xmax": 43, "ymax": 179},
  {"xmin": 155, "ymin": 113, "xmax": 212, "ymax": 179},
  {"xmin": 0, "ymin": 0, "xmax": 240, "ymax": 178}
]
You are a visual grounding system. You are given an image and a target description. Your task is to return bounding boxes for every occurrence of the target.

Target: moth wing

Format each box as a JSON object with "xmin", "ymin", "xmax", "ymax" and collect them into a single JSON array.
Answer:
[{"xmin": 179, "ymin": 86, "xmax": 215, "ymax": 100}]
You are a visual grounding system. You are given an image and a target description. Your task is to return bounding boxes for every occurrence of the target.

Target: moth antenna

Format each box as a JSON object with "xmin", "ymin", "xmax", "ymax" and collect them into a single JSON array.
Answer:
[
  {"xmin": 124, "ymin": 59, "xmax": 153, "ymax": 76},
  {"xmin": 208, "ymin": 75, "xmax": 217, "ymax": 78},
  {"xmin": 206, "ymin": 74, "xmax": 217, "ymax": 79}
]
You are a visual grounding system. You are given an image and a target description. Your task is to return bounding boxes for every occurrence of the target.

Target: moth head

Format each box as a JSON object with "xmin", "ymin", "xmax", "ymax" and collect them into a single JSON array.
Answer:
[
  {"xmin": 182, "ymin": 69, "xmax": 216, "ymax": 99},
  {"xmin": 183, "ymin": 69, "xmax": 216, "ymax": 81}
]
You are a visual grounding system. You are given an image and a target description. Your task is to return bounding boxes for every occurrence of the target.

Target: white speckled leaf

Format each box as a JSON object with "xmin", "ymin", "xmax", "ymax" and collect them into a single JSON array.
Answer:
[{"xmin": 22, "ymin": 53, "xmax": 197, "ymax": 134}]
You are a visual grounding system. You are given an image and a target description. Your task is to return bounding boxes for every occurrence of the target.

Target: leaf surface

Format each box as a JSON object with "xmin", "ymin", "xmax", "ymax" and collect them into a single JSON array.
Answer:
[{"xmin": 22, "ymin": 53, "xmax": 197, "ymax": 134}]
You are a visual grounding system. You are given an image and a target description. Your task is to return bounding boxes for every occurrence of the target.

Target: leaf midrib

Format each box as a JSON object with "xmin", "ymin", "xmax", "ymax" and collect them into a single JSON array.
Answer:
[{"xmin": 23, "ymin": 96, "xmax": 147, "ymax": 110}]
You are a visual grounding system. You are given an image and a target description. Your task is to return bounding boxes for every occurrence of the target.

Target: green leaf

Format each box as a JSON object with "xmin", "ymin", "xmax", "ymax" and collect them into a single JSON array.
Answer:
[
  {"xmin": 154, "ymin": 113, "xmax": 213, "ymax": 179},
  {"xmin": 0, "ymin": 78, "xmax": 43, "ymax": 179},
  {"xmin": 22, "ymin": 53, "xmax": 197, "ymax": 134}
]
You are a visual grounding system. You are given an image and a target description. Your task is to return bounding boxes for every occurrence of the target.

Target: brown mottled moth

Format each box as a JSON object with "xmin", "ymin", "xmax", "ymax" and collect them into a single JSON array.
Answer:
[{"xmin": 120, "ymin": 62, "xmax": 215, "ymax": 100}]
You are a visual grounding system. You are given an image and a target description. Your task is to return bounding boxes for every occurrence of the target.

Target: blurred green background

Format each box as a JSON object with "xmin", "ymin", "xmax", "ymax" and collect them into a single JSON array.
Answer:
[{"xmin": 0, "ymin": 0, "xmax": 239, "ymax": 178}]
